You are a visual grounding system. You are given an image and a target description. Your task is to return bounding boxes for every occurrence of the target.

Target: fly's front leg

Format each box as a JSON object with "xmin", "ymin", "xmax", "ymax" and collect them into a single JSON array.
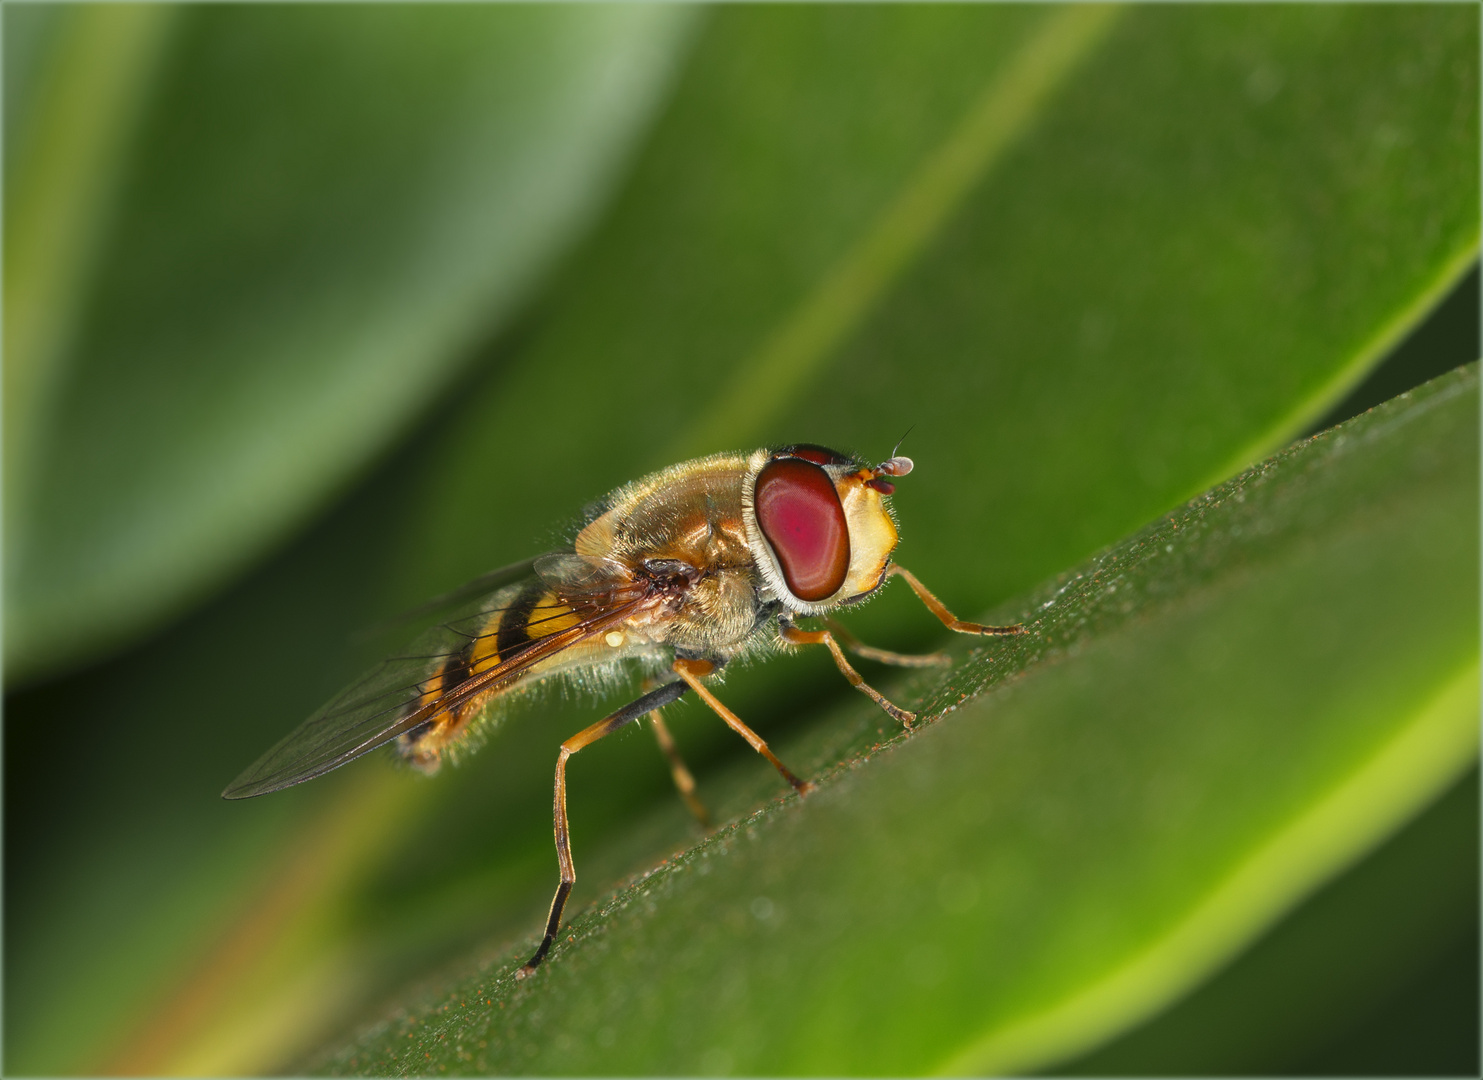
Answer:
[
  {"xmin": 518, "ymin": 679, "xmax": 689, "ymax": 978},
  {"xmin": 673, "ymin": 658, "xmax": 813, "ymax": 796},
  {"xmin": 778, "ymin": 620, "xmax": 917, "ymax": 728},
  {"xmin": 885, "ymin": 564, "xmax": 1027, "ymax": 637}
]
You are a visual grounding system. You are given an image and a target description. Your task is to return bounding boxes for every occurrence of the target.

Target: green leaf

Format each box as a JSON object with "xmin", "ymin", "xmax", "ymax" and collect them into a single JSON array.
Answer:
[
  {"xmin": 315, "ymin": 365, "xmax": 1479, "ymax": 1076},
  {"xmin": 3, "ymin": 7, "xmax": 1475, "ymax": 1076},
  {"xmin": 3, "ymin": 3, "xmax": 698, "ymax": 681},
  {"xmin": 3, "ymin": 5, "xmax": 174, "ymax": 570}
]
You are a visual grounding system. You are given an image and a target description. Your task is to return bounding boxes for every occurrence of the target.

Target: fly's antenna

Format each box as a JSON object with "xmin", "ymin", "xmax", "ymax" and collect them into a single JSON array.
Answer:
[{"xmin": 877, "ymin": 425, "xmax": 915, "ymax": 477}]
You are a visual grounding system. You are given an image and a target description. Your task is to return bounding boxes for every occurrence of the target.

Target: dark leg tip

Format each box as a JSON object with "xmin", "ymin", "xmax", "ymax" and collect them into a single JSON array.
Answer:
[
  {"xmin": 517, "ymin": 936, "xmax": 554, "ymax": 978},
  {"xmin": 972, "ymin": 621, "xmax": 1027, "ymax": 637}
]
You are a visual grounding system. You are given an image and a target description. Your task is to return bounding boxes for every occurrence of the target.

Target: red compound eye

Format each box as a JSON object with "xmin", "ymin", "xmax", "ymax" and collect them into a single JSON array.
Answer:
[{"xmin": 754, "ymin": 458, "xmax": 850, "ymax": 601}]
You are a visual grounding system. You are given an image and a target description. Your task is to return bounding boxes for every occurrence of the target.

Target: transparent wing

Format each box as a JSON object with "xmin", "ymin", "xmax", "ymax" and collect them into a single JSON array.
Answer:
[
  {"xmin": 223, "ymin": 558, "xmax": 649, "ymax": 799},
  {"xmin": 356, "ymin": 558, "xmax": 538, "ymax": 638},
  {"xmin": 533, "ymin": 552, "xmax": 628, "ymax": 588}
]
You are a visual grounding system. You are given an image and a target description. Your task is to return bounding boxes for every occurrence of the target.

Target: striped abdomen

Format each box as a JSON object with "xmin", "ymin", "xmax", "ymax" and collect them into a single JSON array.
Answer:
[{"xmin": 396, "ymin": 581, "xmax": 582, "ymax": 771}]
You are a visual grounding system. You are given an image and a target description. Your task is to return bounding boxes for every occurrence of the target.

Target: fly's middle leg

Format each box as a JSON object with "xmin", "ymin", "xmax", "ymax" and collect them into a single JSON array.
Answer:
[
  {"xmin": 518, "ymin": 679, "xmax": 689, "ymax": 977},
  {"xmin": 673, "ymin": 658, "xmax": 812, "ymax": 796},
  {"xmin": 778, "ymin": 621, "xmax": 917, "ymax": 728}
]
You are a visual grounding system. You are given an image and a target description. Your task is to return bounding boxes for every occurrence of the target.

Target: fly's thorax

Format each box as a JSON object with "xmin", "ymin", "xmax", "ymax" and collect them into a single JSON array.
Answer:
[
  {"xmin": 742, "ymin": 445, "xmax": 901, "ymax": 616},
  {"xmin": 650, "ymin": 563, "xmax": 769, "ymax": 655},
  {"xmin": 571, "ymin": 452, "xmax": 767, "ymax": 655},
  {"xmin": 574, "ymin": 452, "xmax": 753, "ymax": 569}
]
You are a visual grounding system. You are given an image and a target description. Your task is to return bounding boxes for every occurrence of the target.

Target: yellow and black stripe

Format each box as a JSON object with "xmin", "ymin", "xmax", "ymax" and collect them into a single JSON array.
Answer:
[{"xmin": 402, "ymin": 582, "xmax": 585, "ymax": 764}]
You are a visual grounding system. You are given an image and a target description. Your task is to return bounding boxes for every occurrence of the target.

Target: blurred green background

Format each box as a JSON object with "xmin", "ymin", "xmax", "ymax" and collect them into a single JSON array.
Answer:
[{"xmin": 4, "ymin": 5, "xmax": 1478, "ymax": 1075}]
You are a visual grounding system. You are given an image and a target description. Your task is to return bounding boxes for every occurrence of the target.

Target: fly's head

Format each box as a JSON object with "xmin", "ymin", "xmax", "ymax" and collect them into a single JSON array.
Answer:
[{"xmin": 742, "ymin": 442, "xmax": 913, "ymax": 615}]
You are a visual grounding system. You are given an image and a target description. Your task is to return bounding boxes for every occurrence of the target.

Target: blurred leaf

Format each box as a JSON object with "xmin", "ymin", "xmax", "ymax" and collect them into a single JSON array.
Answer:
[
  {"xmin": 3, "ymin": 478, "xmax": 446, "ymax": 1075},
  {"xmin": 3, "ymin": 5, "xmax": 174, "ymax": 564},
  {"xmin": 4, "ymin": 3, "xmax": 698, "ymax": 681},
  {"xmin": 315, "ymin": 365, "xmax": 1479, "ymax": 1076}
]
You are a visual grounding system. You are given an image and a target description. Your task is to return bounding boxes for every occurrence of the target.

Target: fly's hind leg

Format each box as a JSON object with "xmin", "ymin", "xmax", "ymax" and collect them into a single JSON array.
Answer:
[
  {"xmin": 518, "ymin": 679, "xmax": 690, "ymax": 978},
  {"xmin": 885, "ymin": 564, "xmax": 1027, "ymax": 637},
  {"xmin": 673, "ymin": 658, "xmax": 813, "ymax": 796},
  {"xmin": 778, "ymin": 620, "xmax": 918, "ymax": 728},
  {"xmin": 648, "ymin": 710, "xmax": 712, "ymax": 829}
]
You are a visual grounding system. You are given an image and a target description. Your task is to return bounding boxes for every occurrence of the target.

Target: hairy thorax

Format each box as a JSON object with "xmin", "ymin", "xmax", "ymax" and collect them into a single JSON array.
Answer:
[{"xmin": 576, "ymin": 453, "xmax": 767, "ymax": 659}]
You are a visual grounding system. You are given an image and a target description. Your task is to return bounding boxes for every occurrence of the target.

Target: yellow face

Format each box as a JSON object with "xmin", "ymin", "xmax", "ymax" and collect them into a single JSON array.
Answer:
[{"xmin": 833, "ymin": 469, "xmax": 900, "ymax": 602}]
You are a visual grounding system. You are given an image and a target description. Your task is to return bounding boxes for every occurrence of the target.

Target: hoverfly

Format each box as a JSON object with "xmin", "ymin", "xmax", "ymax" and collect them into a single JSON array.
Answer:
[{"xmin": 224, "ymin": 444, "xmax": 1023, "ymax": 975}]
